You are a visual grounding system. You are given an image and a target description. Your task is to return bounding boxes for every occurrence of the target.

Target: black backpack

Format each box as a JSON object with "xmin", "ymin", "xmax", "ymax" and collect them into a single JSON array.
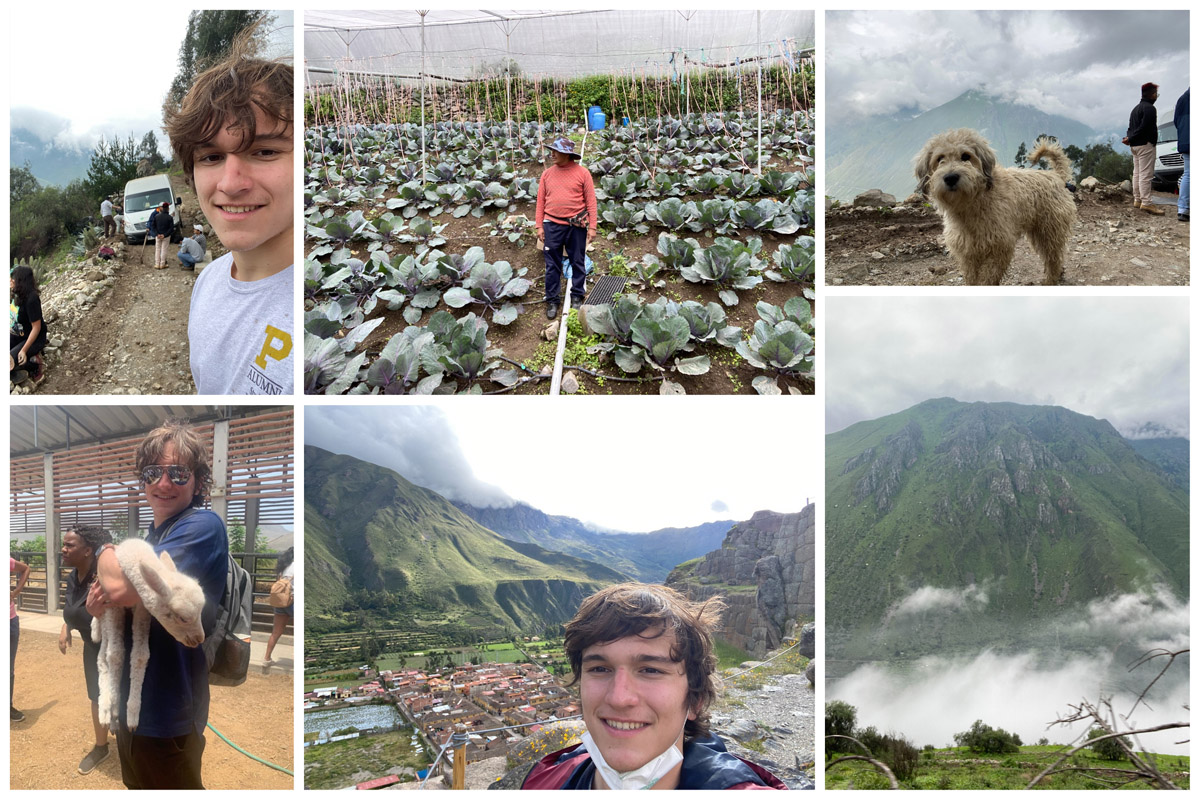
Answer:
[{"xmin": 204, "ymin": 551, "xmax": 254, "ymax": 686}]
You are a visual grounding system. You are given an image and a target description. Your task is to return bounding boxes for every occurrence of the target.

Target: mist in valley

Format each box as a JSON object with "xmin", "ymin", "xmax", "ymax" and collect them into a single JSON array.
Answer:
[{"xmin": 829, "ymin": 587, "xmax": 1190, "ymax": 756}]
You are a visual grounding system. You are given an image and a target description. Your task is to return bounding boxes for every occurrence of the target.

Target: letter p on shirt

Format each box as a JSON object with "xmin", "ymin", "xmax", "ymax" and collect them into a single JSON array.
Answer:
[{"xmin": 254, "ymin": 325, "xmax": 293, "ymax": 369}]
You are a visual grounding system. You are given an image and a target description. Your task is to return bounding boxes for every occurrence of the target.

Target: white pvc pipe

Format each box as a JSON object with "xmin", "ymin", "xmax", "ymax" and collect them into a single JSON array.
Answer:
[
  {"xmin": 420, "ymin": 11, "xmax": 427, "ymax": 184},
  {"xmin": 549, "ymin": 293, "xmax": 573, "ymax": 396},
  {"xmin": 756, "ymin": 11, "xmax": 763, "ymax": 175}
]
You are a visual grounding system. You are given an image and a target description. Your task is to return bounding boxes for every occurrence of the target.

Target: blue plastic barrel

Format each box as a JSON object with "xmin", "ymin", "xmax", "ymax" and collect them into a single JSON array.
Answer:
[
  {"xmin": 621, "ymin": 116, "xmax": 630, "ymax": 127},
  {"xmin": 587, "ymin": 106, "xmax": 606, "ymax": 131}
]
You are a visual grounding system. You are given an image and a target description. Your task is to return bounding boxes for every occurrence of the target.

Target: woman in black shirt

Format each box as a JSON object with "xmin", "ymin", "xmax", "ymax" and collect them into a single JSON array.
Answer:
[
  {"xmin": 59, "ymin": 526, "xmax": 113, "ymax": 775},
  {"xmin": 10, "ymin": 265, "xmax": 47, "ymax": 381}
]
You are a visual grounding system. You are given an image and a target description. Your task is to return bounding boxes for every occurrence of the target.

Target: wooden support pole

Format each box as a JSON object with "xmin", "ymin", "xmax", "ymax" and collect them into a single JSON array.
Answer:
[
  {"xmin": 43, "ymin": 453, "xmax": 59, "ymax": 612},
  {"xmin": 452, "ymin": 723, "xmax": 467, "ymax": 789},
  {"xmin": 211, "ymin": 420, "xmax": 230, "ymax": 524}
]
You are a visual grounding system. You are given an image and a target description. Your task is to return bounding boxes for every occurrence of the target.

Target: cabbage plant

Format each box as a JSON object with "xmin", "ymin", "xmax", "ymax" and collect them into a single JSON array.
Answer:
[
  {"xmin": 765, "ymin": 237, "xmax": 815, "ymax": 283},
  {"xmin": 443, "ymin": 260, "xmax": 530, "ymax": 325},
  {"xmin": 737, "ymin": 300, "xmax": 815, "ymax": 394},
  {"xmin": 645, "ymin": 198, "xmax": 700, "ymax": 231},
  {"xmin": 680, "ymin": 237, "xmax": 763, "ymax": 305}
]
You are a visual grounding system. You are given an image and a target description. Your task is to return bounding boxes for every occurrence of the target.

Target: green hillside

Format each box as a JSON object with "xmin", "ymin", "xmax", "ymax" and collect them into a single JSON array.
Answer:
[
  {"xmin": 826, "ymin": 399, "xmax": 1188, "ymax": 660},
  {"xmin": 305, "ymin": 446, "xmax": 626, "ymax": 636},
  {"xmin": 1128, "ymin": 436, "xmax": 1189, "ymax": 491}
]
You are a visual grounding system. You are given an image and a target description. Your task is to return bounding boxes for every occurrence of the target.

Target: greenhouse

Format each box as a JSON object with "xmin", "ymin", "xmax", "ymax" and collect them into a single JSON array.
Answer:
[{"xmin": 304, "ymin": 10, "xmax": 816, "ymax": 395}]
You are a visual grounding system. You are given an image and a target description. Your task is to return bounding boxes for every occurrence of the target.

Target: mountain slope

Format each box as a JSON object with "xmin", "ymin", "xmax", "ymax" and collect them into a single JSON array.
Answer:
[
  {"xmin": 453, "ymin": 501, "xmax": 732, "ymax": 582},
  {"xmin": 827, "ymin": 89, "xmax": 1099, "ymax": 201},
  {"xmin": 305, "ymin": 446, "xmax": 627, "ymax": 634},
  {"xmin": 11, "ymin": 126, "xmax": 92, "ymax": 187},
  {"xmin": 1127, "ymin": 436, "xmax": 1189, "ymax": 491},
  {"xmin": 666, "ymin": 507, "xmax": 816, "ymax": 657},
  {"xmin": 826, "ymin": 399, "xmax": 1188, "ymax": 658}
]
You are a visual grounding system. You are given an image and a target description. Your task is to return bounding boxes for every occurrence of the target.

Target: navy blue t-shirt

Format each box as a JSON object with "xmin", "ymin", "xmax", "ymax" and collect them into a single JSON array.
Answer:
[{"xmin": 119, "ymin": 507, "xmax": 227, "ymax": 737}]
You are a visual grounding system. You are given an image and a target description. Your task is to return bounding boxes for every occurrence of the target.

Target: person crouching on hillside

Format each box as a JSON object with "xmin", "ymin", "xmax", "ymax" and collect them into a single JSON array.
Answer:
[
  {"xmin": 498, "ymin": 582, "xmax": 787, "ymax": 790},
  {"xmin": 535, "ymin": 137, "xmax": 597, "ymax": 320},
  {"xmin": 10, "ymin": 265, "xmax": 48, "ymax": 383}
]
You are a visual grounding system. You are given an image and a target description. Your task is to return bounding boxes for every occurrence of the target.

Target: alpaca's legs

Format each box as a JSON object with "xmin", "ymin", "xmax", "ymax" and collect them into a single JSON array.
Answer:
[{"xmin": 127, "ymin": 605, "xmax": 152, "ymax": 731}]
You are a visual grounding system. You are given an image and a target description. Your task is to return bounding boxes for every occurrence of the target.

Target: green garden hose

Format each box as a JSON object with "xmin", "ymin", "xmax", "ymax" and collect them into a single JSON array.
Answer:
[{"xmin": 208, "ymin": 722, "xmax": 294, "ymax": 776}]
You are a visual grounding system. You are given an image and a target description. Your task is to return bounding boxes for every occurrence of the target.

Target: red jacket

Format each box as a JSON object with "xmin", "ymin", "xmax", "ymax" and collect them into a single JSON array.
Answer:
[
  {"xmin": 520, "ymin": 733, "xmax": 789, "ymax": 790},
  {"xmin": 535, "ymin": 162, "xmax": 597, "ymax": 232}
]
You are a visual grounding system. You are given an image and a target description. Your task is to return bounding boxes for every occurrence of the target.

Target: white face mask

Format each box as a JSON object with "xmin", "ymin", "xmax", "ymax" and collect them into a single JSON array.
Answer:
[{"xmin": 582, "ymin": 724, "xmax": 686, "ymax": 790}]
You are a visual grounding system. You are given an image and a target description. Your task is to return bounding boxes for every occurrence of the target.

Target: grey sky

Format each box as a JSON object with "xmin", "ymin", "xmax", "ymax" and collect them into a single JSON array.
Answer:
[
  {"xmin": 825, "ymin": 296, "xmax": 1189, "ymax": 439},
  {"xmin": 306, "ymin": 404, "xmax": 819, "ymax": 532},
  {"xmin": 827, "ymin": 11, "xmax": 1189, "ymax": 130},
  {"xmin": 9, "ymin": 10, "xmax": 293, "ymax": 155}
]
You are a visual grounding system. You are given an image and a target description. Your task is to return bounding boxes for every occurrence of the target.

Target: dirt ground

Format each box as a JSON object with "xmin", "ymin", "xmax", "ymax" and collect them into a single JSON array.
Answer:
[
  {"xmin": 9, "ymin": 628, "xmax": 294, "ymax": 790},
  {"xmin": 825, "ymin": 188, "xmax": 1189, "ymax": 286},
  {"xmin": 22, "ymin": 175, "xmax": 215, "ymax": 396}
]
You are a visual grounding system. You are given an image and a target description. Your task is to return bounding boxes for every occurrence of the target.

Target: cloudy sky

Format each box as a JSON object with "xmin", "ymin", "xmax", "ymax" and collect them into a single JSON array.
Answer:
[
  {"xmin": 827, "ymin": 11, "xmax": 1189, "ymax": 129},
  {"xmin": 306, "ymin": 404, "xmax": 819, "ymax": 532},
  {"xmin": 826, "ymin": 296, "xmax": 1189, "ymax": 438},
  {"xmin": 9, "ymin": 9, "xmax": 293, "ymax": 156}
]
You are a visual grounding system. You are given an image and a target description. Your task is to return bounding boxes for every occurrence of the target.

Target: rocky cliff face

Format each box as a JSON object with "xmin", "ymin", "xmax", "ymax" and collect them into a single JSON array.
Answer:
[{"xmin": 666, "ymin": 505, "xmax": 815, "ymax": 657}]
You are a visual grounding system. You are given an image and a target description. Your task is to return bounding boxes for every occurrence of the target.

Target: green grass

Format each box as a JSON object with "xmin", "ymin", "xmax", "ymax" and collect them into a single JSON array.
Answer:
[
  {"xmin": 304, "ymin": 729, "xmax": 427, "ymax": 790},
  {"xmin": 826, "ymin": 745, "xmax": 1190, "ymax": 790},
  {"xmin": 376, "ymin": 644, "xmax": 527, "ymax": 671},
  {"xmin": 724, "ymin": 648, "xmax": 810, "ymax": 691},
  {"xmin": 713, "ymin": 638, "xmax": 752, "ymax": 671}
]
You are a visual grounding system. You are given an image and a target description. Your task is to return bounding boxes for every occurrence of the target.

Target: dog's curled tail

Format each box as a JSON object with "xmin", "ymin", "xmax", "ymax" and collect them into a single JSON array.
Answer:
[{"xmin": 1028, "ymin": 138, "xmax": 1073, "ymax": 185}]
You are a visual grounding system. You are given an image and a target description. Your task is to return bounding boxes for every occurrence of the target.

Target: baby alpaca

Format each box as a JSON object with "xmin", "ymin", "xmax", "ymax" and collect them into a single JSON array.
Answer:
[
  {"xmin": 91, "ymin": 539, "xmax": 206, "ymax": 731},
  {"xmin": 914, "ymin": 128, "xmax": 1077, "ymax": 285}
]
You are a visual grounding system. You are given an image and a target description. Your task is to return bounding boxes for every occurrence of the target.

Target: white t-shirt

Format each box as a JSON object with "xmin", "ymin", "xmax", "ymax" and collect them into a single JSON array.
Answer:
[
  {"xmin": 188, "ymin": 253, "xmax": 294, "ymax": 395},
  {"xmin": 101, "ymin": 199, "xmax": 113, "ymax": 216}
]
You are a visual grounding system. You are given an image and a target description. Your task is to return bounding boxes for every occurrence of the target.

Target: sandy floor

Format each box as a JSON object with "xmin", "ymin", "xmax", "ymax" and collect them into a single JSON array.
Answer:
[{"xmin": 9, "ymin": 627, "xmax": 295, "ymax": 789}]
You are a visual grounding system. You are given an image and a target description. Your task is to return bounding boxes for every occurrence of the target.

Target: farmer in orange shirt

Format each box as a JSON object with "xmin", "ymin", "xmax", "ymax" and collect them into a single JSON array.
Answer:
[{"xmin": 535, "ymin": 137, "xmax": 597, "ymax": 319}]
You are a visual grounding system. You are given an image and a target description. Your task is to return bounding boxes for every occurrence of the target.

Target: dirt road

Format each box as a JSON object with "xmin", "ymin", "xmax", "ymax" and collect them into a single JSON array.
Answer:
[
  {"xmin": 826, "ymin": 188, "xmax": 1189, "ymax": 286},
  {"xmin": 18, "ymin": 175, "xmax": 215, "ymax": 395},
  {"xmin": 9, "ymin": 627, "xmax": 294, "ymax": 789}
]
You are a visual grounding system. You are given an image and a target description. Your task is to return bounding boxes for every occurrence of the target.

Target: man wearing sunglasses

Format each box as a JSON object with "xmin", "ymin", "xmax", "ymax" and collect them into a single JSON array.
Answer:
[{"xmin": 87, "ymin": 420, "xmax": 227, "ymax": 789}]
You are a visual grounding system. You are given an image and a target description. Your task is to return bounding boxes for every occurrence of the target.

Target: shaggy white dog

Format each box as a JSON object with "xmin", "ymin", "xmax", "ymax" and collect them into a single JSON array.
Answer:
[{"xmin": 91, "ymin": 539, "xmax": 207, "ymax": 730}]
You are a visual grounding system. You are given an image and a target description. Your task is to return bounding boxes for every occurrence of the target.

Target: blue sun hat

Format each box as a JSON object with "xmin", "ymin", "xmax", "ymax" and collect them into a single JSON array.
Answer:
[{"xmin": 546, "ymin": 137, "xmax": 582, "ymax": 160}]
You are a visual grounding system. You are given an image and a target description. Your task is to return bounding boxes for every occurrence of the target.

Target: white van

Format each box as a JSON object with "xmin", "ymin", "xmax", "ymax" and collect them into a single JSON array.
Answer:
[{"xmin": 122, "ymin": 175, "xmax": 182, "ymax": 244}]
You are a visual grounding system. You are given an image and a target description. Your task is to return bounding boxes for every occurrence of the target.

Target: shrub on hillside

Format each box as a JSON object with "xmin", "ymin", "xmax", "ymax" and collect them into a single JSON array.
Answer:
[
  {"xmin": 825, "ymin": 700, "xmax": 856, "ymax": 751},
  {"xmin": 854, "ymin": 725, "xmax": 885, "ymax": 756},
  {"xmin": 849, "ymin": 726, "xmax": 919, "ymax": 782},
  {"xmin": 953, "ymin": 719, "xmax": 1022, "ymax": 754},
  {"xmin": 1087, "ymin": 727, "xmax": 1131, "ymax": 761},
  {"xmin": 881, "ymin": 733, "xmax": 920, "ymax": 782}
]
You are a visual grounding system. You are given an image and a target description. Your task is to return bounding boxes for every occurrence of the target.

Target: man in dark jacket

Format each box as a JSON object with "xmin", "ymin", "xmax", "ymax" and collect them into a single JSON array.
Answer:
[
  {"xmin": 493, "ymin": 583, "xmax": 788, "ymax": 790},
  {"xmin": 1123, "ymin": 82, "xmax": 1163, "ymax": 215},
  {"xmin": 151, "ymin": 201, "xmax": 175, "ymax": 268},
  {"xmin": 1174, "ymin": 88, "xmax": 1189, "ymax": 222}
]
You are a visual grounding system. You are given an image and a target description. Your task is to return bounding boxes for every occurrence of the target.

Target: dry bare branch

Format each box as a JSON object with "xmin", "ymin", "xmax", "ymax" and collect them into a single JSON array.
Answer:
[
  {"xmin": 1126, "ymin": 648, "xmax": 1189, "ymax": 718},
  {"xmin": 1026, "ymin": 723, "xmax": 1187, "ymax": 789}
]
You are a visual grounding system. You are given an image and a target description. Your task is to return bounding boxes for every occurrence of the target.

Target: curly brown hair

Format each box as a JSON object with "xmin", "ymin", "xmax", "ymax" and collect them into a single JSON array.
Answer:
[
  {"xmin": 163, "ymin": 26, "xmax": 293, "ymax": 185},
  {"xmin": 135, "ymin": 419, "xmax": 213, "ymax": 508},
  {"xmin": 564, "ymin": 582, "xmax": 726, "ymax": 740}
]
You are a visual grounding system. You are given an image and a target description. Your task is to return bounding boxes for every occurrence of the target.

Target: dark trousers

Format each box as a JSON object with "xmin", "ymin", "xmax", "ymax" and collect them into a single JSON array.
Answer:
[
  {"xmin": 103, "ymin": 214, "xmax": 116, "ymax": 238},
  {"xmin": 543, "ymin": 221, "xmax": 587, "ymax": 302},
  {"xmin": 117, "ymin": 727, "xmax": 206, "ymax": 789},
  {"xmin": 10, "ymin": 616, "xmax": 17, "ymax": 706},
  {"xmin": 11, "ymin": 333, "xmax": 44, "ymax": 370}
]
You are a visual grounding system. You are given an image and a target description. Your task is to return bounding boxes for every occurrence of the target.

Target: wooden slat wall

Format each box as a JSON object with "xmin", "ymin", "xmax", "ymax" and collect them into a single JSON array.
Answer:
[
  {"xmin": 9, "ymin": 455, "xmax": 46, "ymax": 540},
  {"xmin": 10, "ymin": 411, "xmax": 294, "ymax": 535}
]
